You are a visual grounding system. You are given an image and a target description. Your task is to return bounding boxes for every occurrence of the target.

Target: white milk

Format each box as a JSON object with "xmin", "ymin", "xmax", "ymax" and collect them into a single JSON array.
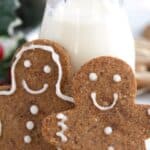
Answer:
[{"xmin": 40, "ymin": 0, "xmax": 135, "ymax": 71}]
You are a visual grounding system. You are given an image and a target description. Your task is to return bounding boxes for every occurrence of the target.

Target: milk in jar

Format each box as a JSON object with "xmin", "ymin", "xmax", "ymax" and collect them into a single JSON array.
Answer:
[{"xmin": 40, "ymin": 0, "xmax": 135, "ymax": 71}]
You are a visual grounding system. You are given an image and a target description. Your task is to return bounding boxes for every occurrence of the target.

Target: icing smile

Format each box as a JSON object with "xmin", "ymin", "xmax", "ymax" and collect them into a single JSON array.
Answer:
[
  {"xmin": 22, "ymin": 80, "xmax": 49, "ymax": 95},
  {"xmin": 91, "ymin": 92, "xmax": 118, "ymax": 111}
]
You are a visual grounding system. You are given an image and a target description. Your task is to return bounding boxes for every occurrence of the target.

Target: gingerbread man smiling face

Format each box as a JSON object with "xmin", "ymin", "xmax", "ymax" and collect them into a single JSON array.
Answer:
[
  {"xmin": 0, "ymin": 39, "xmax": 74, "ymax": 150},
  {"xmin": 42, "ymin": 57, "xmax": 150, "ymax": 150}
]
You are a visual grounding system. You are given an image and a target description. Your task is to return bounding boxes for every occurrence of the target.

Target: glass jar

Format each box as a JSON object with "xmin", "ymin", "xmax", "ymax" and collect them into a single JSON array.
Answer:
[{"xmin": 40, "ymin": 0, "xmax": 135, "ymax": 71}]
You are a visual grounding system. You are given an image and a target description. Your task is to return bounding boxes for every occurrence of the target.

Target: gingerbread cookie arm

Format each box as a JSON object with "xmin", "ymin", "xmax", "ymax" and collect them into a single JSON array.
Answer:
[
  {"xmin": 126, "ymin": 139, "xmax": 146, "ymax": 150},
  {"xmin": 42, "ymin": 110, "xmax": 72, "ymax": 146},
  {"xmin": 133, "ymin": 104, "xmax": 150, "ymax": 139}
]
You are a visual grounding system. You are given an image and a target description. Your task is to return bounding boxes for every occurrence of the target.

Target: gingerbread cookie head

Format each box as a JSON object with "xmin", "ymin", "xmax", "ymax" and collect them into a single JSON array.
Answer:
[
  {"xmin": 0, "ymin": 39, "xmax": 74, "ymax": 150},
  {"xmin": 15, "ymin": 45, "xmax": 58, "ymax": 95},
  {"xmin": 73, "ymin": 56, "xmax": 136, "ymax": 112},
  {"xmin": 43, "ymin": 57, "xmax": 150, "ymax": 150},
  {"xmin": 2, "ymin": 39, "xmax": 74, "ymax": 103}
]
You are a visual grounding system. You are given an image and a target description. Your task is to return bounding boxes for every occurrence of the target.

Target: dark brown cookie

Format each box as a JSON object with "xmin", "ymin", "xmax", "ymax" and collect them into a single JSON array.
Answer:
[
  {"xmin": 0, "ymin": 39, "xmax": 74, "ymax": 150},
  {"xmin": 42, "ymin": 56, "xmax": 150, "ymax": 150}
]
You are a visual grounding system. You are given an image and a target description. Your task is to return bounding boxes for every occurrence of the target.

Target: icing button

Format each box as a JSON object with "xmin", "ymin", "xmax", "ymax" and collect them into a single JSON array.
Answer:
[
  {"xmin": 26, "ymin": 121, "xmax": 34, "ymax": 130},
  {"xmin": 104, "ymin": 126, "xmax": 113, "ymax": 135},
  {"xmin": 24, "ymin": 135, "xmax": 32, "ymax": 144},
  {"xmin": 43, "ymin": 65, "xmax": 51, "ymax": 74},
  {"xmin": 113, "ymin": 74, "xmax": 121, "ymax": 83},
  {"xmin": 30, "ymin": 105, "xmax": 39, "ymax": 115},
  {"xmin": 147, "ymin": 109, "xmax": 150, "ymax": 116}
]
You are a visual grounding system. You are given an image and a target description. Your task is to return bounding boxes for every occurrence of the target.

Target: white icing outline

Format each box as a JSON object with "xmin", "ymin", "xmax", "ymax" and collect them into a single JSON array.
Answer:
[
  {"xmin": 22, "ymin": 80, "xmax": 48, "ymax": 95},
  {"xmin": 0, "ymin": 44, "xmax": 74, "ymax": 103},
  {"xmin": 91, "ymin": 92, "xmax": 118, "ymax": 111},
  {"xmin": 56, "ymin": 113, "xmax": 68, "ymax": 143}
]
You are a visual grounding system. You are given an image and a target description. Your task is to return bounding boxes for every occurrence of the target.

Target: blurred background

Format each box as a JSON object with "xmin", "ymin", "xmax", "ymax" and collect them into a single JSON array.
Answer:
[
  {"xmin": 125, "ymin": 0, "xmax": 150, "ymax": 37},
  {"xmin": 0, "ymin": 0, "xmax": 150, "ymax": 96},
  {"xmin": 0, "ymin": 0, "xmax": 46, "ymax": 84}
]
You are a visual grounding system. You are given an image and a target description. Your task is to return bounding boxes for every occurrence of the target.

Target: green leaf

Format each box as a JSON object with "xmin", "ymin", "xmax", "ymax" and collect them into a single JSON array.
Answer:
[{"xmin": 0, "ymin": 0, "xmax": 20, "ymax": 35}]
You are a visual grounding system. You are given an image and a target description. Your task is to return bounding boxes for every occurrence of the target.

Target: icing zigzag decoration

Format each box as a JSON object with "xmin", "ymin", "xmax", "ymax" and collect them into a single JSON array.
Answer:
[{"xmin": 56, "ymin": 113, "xmax": 68, "ymax": 143}]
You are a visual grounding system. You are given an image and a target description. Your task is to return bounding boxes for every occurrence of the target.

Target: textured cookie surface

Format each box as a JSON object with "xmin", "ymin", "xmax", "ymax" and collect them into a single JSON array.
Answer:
[
  {"xmin": 0, "ymin": 39, "xmax": 74, "ymax": 150},
  {"xmin": 42, "ymin": 57, "xmax": 150, "ymax": 150}
]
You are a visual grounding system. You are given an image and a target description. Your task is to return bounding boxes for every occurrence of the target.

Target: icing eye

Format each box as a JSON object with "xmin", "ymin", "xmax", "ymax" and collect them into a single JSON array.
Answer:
[
  {"xmin": 113, "ymin": 74, "xmax": 121, "ymax": 83},
  {"xmin": 24, "ymin": 60, "xmax": 31, "ymax": 68},
  {"xmin": 43, "ymin": 65, "xmax": 51, "ymax": 74},
  {"xmin": 89, "ymin": 73, "xmax": 98, "ymax": 81}
]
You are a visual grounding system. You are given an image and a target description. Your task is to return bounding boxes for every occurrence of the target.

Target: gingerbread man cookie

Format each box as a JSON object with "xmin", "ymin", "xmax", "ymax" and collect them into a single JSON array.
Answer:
[
  {"xmin": 42, "ymin": 56, "xmax": 150, "ymax": 150},
  {"xmin": 0, "ymin": 39, "xmax": 74, "ymax": 149}
]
